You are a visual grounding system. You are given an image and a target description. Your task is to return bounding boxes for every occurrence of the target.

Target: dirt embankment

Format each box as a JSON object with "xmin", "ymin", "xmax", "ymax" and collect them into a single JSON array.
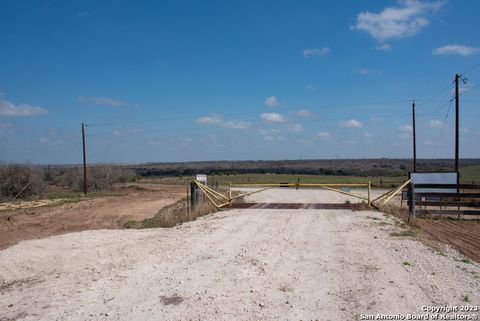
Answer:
[{"xmin": 0, "ymin": 185, "xmax": 185, "ymax": 250}]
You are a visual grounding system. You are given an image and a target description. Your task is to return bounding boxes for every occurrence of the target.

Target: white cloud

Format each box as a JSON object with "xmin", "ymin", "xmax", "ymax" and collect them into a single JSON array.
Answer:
[
  {"xmin": 376, "ymin": 43, "xmax": 392, "ymax": 51},
  {"xmin": 306, "ymin": 84, "xmax": 316, "ymax": 92},
  {"xmin": 195, "ymin": 115, "xmax": 223, "ymax": 125},
  {"xmin": 0, "ymin": 99, "xmax": 48, "ymax": 116},
  {"xmin": 398, "ymin": 124, "xmax": 413, "ymax": 132},
  {"xmin": 339, "ymin": 119, "xmax": 363, "ymax": 128},
  {"xmin": 351, "ymin": 0, "xmax": 444, "ymax": 43},
  {"xmin": 264, "ymin": 135, "xmax": 275, "ymax": 141},
  {"xmin": 254, "ymin": 127, "xmax": 285, "ymax": 142},
  {"xmin": 76, "ymin": 11, "xmax": 89, "ymax": 18},
  {"xmin": 316, "ymin": 132, "xmax": 331, "ymax": 140},
  {"xmin": 222, "ymin": 120, "xmax": 250, "ymax": 129},
  {"xmin": 196, "ymin": 115, "xmax": 250, "ymax": 129},
  {"xmin": 429, "ymin": 119, "xmax": 443, "ymax": 128},
  {"xmin": 398, "ymin": 124, "xmax": 413, "ymax": 139},
  {"xmin": 265, "ymin": 96, "xmax": 279, "ymax": 107},
  {"xmin": 287, "ymin": 123, "xmax": 304, "ymax": 132},
  {"xmin": 291, "ymin": 109, "xmax": 313, "ymax": 117},
  {"xmin": 260, "ymin": 112, "xmax": 287, "ymax": 122},
  {"xmin": 39, "ymin": 137, "xmax": 49, "ymax": 143},
  {"xmin": 354, "ymin": 68, "xmax": 382, "ymax": 76},
  {"xmin": 303, "ymin": 47, "xmax": 330, "ymax": 58},
  {"xmin": 179, "ymin": 137, "xmax": 193, "ymax": 147},
  {"xmin": 433, "ymin": 44, "xmax": 480, "ymax": 56},
  {"xmin": 364, "ymin": 133, "xmax": 373, "ymax": 138},
  {"xmin": 78, "ymin": 96, "xmax": 126, "ymax": 107}
]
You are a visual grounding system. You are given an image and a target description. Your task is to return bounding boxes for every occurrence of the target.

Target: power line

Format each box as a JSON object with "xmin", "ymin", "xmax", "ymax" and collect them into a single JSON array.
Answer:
[
  {"xmin": 459, "ymin": 83, "xmax": 480, "ymax": 97},
  {"xmin": 416, "ymin": 81, "xmax": 453, "ymax": 107},
  {"xmin": 432, "ymin": 98, "xmax": 454, "ymax": 159},
  {"xmin": 461, "ymin": 62, "xmax": 480, "ymax": 76},
  {"xmin": 416, "ymin": 94, "xmax": 454, "ymax": 117}
]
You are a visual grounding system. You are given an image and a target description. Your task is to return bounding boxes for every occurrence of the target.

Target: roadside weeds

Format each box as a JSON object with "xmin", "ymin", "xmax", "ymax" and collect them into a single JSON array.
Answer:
[{"xmin": 124, "ymin": 198, "xmax": 217, "ymax": 229}]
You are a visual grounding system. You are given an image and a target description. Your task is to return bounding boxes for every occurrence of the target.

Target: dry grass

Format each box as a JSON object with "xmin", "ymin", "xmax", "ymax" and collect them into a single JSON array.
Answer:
[
  {"xmin": 376, "ymin": 203, "xmax": 422, "ymax": 237},
  {"xmin": 377, "ymin": 204, "xmax": 413, "ymax": 224},
  {"xmin": 124, "ymin": 197, "xmax": 217, "ymax": 229}
]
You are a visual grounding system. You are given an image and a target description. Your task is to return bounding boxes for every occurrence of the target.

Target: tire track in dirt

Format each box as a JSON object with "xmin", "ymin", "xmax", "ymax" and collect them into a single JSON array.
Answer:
[{"xmin": 417, "ymin": 219, "xmax": 480, "ymax": 261}]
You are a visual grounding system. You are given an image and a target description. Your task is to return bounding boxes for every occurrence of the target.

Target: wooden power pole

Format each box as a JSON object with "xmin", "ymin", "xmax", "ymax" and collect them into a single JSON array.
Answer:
[
  {"xmin": 412, "ymin": 101, "xmax": 417, "ymax": 172},
  {"xmin": 454, "ymin": 74, "xmax": 460, "ymax": 176},
  {"xmin": 82, "ymin": 122, "xmax": 88, "ymax": 196}
]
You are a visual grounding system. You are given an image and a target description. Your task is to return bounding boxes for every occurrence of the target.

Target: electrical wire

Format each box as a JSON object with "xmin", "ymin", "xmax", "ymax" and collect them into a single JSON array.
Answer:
[
  {"xmin": 416, "ymin": 81, "xmax": 453, "ymax": 107},
  {"xmin": 416, "ymin": 95, "xmax": 454, "ymax": 117},
  {"xmin": 461, "ymin": 62, "xmax": 480, "ymax": 76},
  {"xmin": 432, "ymin": 98, "xmax": 454, "ymax": 159}
]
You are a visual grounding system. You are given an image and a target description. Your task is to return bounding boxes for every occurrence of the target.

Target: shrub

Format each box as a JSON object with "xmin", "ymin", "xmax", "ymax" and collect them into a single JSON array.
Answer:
[
  {"xmin": 58, "ymin": 166, "xmax": 136, "ymax": 192},
  {"xmin": 0, "ymin": 164, "xmax": 47, "ymax": 200}
]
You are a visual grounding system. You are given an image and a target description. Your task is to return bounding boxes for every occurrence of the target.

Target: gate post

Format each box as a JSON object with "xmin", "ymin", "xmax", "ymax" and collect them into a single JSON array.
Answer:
[
  {"xmin": 408, "ymin": 182, "xmax": 415, "ymax": 222},
  {"xmin": 190, "ymin": 181, "xmax": 197, "ymax": 209},
  {"xmin": 368, "ymin": 181, "xmax": 371, "ymax": 206}
]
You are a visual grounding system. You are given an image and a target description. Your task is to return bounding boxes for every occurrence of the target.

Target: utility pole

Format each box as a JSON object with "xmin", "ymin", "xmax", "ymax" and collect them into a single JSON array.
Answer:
[
  {"xmin": 412, "ymin": 101, "xmax": 417, "ymax": 173},
  {"xmin": 454, "ymin": 74, "xmax": 460, "ymax": 177},
  {"xmin": 82, "ymin": 123, "xmax": 87, "ymax": 196}
]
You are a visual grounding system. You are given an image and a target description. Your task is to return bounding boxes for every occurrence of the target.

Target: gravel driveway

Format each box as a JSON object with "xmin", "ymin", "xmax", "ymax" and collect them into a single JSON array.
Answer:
[{"xmin": 1, "ymin": 189, "xmax": 478, "ymax": 321}]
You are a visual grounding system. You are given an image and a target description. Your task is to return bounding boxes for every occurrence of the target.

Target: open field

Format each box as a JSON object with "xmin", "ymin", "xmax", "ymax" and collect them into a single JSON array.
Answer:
[
  {"xmin": 0, "ymin": 188, "xmax": 478, "ymax": 321},
  {"xmin": 0, "ymin": 185, "xmax": 184, "ymax": 250},
  {"xmin": 141, "ymin": 174, "xmax": 407, "ymax": 187},
  {"xmin": 135, "ymin": 163, "xmax": 480, "ymax": 188}
]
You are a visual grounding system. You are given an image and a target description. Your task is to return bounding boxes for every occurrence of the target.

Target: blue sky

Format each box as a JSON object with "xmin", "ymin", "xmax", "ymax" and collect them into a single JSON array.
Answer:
[{"xmin": 0, "ymin": 0, "xmax": 479, "ymax": 164}]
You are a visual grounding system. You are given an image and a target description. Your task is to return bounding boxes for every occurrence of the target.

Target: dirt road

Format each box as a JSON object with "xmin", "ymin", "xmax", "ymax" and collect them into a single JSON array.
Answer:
[
  {"xmin": 1, "ymin": 189, "xmax": 479, "ymax": 321},
  {"xmin": 0, "ymin": 186, "xmax": 184, "ymax": 249}
]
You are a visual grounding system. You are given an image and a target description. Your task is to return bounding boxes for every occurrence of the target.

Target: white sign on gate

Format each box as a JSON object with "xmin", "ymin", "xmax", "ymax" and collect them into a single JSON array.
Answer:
[
  {"xmin": 410, "ymin": 172, "xmax": 457, "ymax": 193},
  {"xmin": 196, "ymin": 174, "xmax": 207, "ymax": 184}
]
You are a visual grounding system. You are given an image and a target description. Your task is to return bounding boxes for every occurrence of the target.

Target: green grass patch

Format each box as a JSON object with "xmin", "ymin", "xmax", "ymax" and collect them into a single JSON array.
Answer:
[
  {"xmin": 124, "ymin": 198, "xmax": 216, "ymax": 229},
  {"xmin": 459, "ymin": 165, "xmax": 480, "ymax": 183},
  {"xmin": 454, "ymin": 258, "xmax": 473, "ymax": 264},
  {"xmin": 137, "ymin": 174, "xmax": 408, "ymax": 187},
  {"xmin": 391, "ymin": 228, "xmax": 421, "ymax": 237}
]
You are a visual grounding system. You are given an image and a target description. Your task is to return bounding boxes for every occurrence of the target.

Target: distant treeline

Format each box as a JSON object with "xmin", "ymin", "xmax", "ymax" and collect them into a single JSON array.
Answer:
[
  {"xmin": 128, "ymin": 158, "xmax": 480, "ymax": 178},
  {"xmin": 136, "ymin": 167, "xmax": 405, "ymax": 177},
  {"xmin": 2, "ymin": 159, "xmax": 479, "ymax": 200}
]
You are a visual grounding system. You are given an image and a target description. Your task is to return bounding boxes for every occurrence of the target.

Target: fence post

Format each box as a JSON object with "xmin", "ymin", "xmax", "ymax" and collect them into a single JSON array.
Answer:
[
  {"xmin": 368, "ymin": 181, "xmax": 371, "ymax": 206},
  {"xmin": 408, "ymin": 182, "xmax": 415, "ymax": 223},
  {"xmin": 190, "ymin": 181, "xmax": 197, "ymax": 210},
  {"xmin": 296, "ymin": 177, "xmax": 299, "ymax": 190},
  {"xmin": 186, "ymin": 185, "xmax": 190, "ymax": 218}
]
